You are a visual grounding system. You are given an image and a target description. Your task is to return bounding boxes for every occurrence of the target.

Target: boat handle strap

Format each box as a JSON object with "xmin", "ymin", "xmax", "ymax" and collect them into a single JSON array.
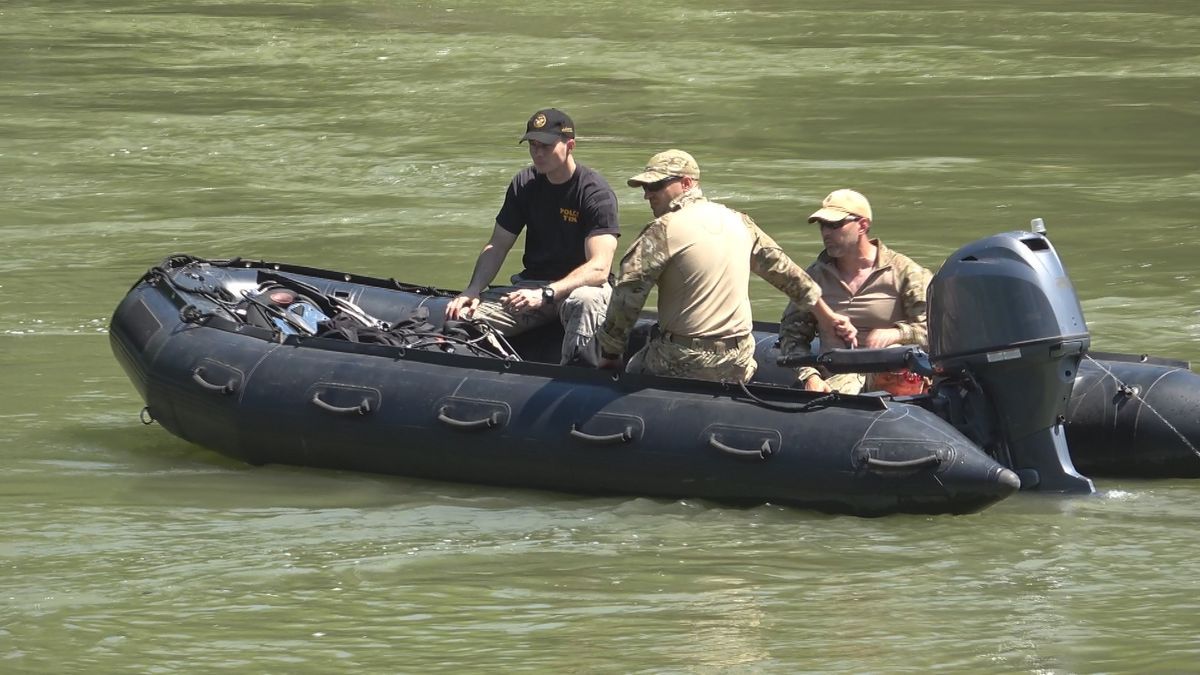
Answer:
[
  {"xmin": 709, "ymin": 435, "xmax": 774, "ymax": 460},
  {"xmin": 865, "ymin": 455, "xmax": 942, "ymax": 471},
  {"xmin": 191, "ymin": 367, "xmax": 235, "ymax": 395},
  {"xmin": 311, "ymin": 393, "xmax": 372, "ymax": 416},
  {"xmin": 569, "ymin": 425, "xmax": 633, "ymax": 445},
  {"xmin": 437, "ymin": 407, "xmax": 500, "ymax": 430}
]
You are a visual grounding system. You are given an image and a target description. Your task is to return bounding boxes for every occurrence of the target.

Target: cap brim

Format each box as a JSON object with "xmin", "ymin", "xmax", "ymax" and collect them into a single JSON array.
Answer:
[
  {"xmin": 520, "ymin": 131, "xmax": 564, "ymax": 144},
  {"xmin": 626, "ymin": 170, "xmax": 671, "ymax": 188},
  {"xmin": 807, "ymin": 206, "xmax": 852, "ymax": 223}
]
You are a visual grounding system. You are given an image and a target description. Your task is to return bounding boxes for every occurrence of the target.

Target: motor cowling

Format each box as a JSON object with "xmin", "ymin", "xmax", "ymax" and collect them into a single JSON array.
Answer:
[{"xmin": 928, "ymin": 231, "xmax": 1094, "ymax": 493}]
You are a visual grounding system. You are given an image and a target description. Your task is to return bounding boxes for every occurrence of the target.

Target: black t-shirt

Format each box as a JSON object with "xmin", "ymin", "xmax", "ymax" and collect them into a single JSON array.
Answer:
[{"xmin": 495, "ymin": 163, "xmax": 620, "ymax": 282}]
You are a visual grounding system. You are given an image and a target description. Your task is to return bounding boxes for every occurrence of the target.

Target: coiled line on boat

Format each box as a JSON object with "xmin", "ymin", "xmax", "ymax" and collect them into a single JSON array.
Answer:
[{"xmin": 735, "ymin": 380, "xmax": 839, "ymax": 412}]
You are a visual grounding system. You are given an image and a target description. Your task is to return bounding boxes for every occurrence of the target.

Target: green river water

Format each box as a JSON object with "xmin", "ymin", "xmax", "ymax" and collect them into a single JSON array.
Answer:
[{"xmin": 3, "ymin": 1, "xmax": 1199, "ymax": 671}]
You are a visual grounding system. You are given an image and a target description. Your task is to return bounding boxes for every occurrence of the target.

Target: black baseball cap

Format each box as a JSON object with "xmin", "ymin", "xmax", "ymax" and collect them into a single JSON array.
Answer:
[{"xmin": 519, "ymin": 108, "xmax": 575, "ymax": 144}]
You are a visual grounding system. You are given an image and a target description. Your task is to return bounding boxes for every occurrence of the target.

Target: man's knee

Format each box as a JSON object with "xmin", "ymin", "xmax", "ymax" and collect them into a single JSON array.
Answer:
[
  {"xmin": 559, "ymin": 285, "xmax": 611, "ymax": 326},
  {"xmin": 472, "ymin": 297, "xmax": 545, "ymax": 337},
  {"xmin": 562, "ymin": 285, "xmax": 609, "ymax": 310}
]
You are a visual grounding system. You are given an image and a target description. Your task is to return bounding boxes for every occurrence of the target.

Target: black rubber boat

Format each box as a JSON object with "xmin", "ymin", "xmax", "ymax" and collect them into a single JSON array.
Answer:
[{"xmin": 109, "ymin": 230, "xmax": 1200, "ymax": 515}]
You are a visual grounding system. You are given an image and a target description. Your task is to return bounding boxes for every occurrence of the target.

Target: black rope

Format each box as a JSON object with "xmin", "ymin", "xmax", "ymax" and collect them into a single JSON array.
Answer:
[
  {"xmin": 378, "ymin": 325, "xmax": 520, "ymax": 360},
  {"xmin": 735, "ymin": 380, "xmax": 839, "ymax": 413},
  {"xmin": 388, "ymin": 277, "xmax": 456, "ymax": 297},
  {"xmin": 142, "ymin": 257, "xmax": 519, "ymax": 360}
]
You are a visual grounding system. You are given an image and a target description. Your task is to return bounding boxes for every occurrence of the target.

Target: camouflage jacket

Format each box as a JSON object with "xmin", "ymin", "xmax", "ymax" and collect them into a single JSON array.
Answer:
[{"xmin": 597, "ymin": 188, "xmax": 821, "ymax": 357}]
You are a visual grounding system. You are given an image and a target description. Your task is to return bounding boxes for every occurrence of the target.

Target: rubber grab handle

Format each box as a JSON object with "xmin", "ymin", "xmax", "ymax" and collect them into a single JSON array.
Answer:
[
  {"xmin": 311, "ymin": 393, "xmax": 372, "ymax": 416},
  {"xmin": 569, "ymin": 425, "xmax": 633, "ymax": 445},
  {"xmin": 191, "ymin": 367, "xmax": 235, "ymax": 395},
  {"xmin": 437, "ymin": 407, "xmax": 500, "ymax": 430},
  {"xmin": 709, "ymin": 435, "xmax": 774, "ymax": 459},
  {"xmin": 865, "ymin": 455, "xmax": 941, "ymax": 471}
]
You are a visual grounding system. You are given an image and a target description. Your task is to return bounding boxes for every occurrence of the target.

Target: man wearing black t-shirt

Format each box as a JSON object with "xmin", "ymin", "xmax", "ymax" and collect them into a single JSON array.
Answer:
[{"xmin": 445, "ymin": 108, "xmax": 620, "ymax": 366}]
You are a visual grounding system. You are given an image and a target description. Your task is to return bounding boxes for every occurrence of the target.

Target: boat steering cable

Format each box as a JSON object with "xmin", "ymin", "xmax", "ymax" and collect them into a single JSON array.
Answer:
[{"xmin": 1082, "ymin": 354, "xmax": 1199, "ymax": 458}]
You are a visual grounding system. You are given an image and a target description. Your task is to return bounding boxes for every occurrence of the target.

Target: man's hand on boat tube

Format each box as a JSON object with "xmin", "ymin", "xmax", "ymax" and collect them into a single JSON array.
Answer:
[
  {"xmin": 597, "ymin": 355, "xmax": 622, "ymax": 370},
  {"xmin": 445, "ymin": 294, "xmax": 481, "ymax": 320}
]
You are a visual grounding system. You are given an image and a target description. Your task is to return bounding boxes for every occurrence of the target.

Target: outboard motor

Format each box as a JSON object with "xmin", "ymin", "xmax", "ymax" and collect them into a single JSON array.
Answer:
[{"xmin": 928, "ymin": 230, "xmax": 1094, "ymax": 493}]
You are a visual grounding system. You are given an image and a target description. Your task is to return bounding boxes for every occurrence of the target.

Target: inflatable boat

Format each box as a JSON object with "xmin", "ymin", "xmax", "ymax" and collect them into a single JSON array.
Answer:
[{"xmin": 109, "ymin": 230, "xmax": 1200, "ymax": 515}]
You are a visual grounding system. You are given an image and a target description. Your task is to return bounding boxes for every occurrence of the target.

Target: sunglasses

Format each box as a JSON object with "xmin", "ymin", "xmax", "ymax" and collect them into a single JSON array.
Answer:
[
  {"xmin": 816, "ymin": 215, "xmax": 861, "ymax": 230},
  {"xmin": 641, "ymin": 177, "xmax": 681, "ymax": 193}
]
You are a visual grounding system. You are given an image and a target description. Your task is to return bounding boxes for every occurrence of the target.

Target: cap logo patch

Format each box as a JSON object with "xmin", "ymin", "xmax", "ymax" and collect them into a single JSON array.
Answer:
[{"xmin": 532, "ymin": 113, "xmax": 547, "ymax": 129}]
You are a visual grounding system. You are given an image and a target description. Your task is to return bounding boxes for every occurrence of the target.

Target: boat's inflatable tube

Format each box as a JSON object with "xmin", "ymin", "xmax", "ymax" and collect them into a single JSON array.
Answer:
[
  {"xmin": 1067, "ymin": 354, "xmax": 1200, "ymax": 477},
  {"xmin": 109, "ymin": 260, "xmax": 1020, "ymax": 516}
]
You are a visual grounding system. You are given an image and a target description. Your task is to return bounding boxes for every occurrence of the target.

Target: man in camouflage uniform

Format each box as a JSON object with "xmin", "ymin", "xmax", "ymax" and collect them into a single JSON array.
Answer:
[
  {"xmin": 779, "ymin": 189, "xmax": 933, "ymax": 393},
  {"xmin": 595, "ymin": 150, "xmax": 856, "ymax": 382}
]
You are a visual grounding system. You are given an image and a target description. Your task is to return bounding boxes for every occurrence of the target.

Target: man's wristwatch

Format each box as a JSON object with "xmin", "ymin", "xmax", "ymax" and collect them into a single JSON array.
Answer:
[{"xmin": 540, "ymin": 286, "xmax": 555, "ymax": 303}]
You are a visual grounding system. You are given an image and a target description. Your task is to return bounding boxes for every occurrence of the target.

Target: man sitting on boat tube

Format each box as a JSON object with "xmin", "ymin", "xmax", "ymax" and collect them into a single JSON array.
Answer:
[
  {"xmin": 595, "ymin": 149, "xmax": 856, "ymax": 382},
  {"xmin": 444, "ymin": 108, "xmax": 620, "ymax": 367},
  {"xmin": 778, "ymin": 189, "xmax": 933, "ymax": 394}
]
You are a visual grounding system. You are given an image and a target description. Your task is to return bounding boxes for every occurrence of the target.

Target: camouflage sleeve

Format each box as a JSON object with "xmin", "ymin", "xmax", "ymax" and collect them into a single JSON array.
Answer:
[
  {"xmin": 778, "ymin": 299, "xmax": 821, "ymax": 384},
  {"xmin": 596, "ymin": 220, "xmax": 671, "ymax": 357},
  {"xmin": 778, "ymin": 299, "xmax": 818, "ymax": 355},
  {"xmin": 892, "ymin": 256, "xmax": 932, "ymax": 346},
  {"xmin": 742, "ymin": 214, "xmax": 821, "ymax": 312}
]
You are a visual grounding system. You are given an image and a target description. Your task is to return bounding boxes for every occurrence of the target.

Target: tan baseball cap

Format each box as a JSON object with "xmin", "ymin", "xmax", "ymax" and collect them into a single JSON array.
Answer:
[
  {"xmin": 808, "ymin": 189, "xmax": 873, "ymax": 223},
  {"xmin": 627, "ymin": 149, "xmax": 700, "ymax": 187}
]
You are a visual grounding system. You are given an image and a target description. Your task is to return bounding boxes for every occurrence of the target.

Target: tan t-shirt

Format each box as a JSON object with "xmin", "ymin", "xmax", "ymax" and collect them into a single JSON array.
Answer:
[
  {"xmin": 652, "ymin": 199, "xmax": 755, "ymax": 338},
  {"xmin": 597, "ymin": 189, "xmax": 821, "ymax": 357}
]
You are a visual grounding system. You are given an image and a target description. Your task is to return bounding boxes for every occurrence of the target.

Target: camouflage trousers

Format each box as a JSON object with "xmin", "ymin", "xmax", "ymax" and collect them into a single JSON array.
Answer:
[
  {"xmin": 792, "ymin": 365, "xmax": 868, "ymax": 391},
  {"xmin": 808, "ymin": 373, "xmax": 931, "ymax": 395},
  {"xmin": 472, "ymin": 279, "xmax": 611, "ymax": 366},
  {"xmin": 793, "ymin": 363, "xmax": 865, "ymax": 394},
  {"xmin": 823, "ymin": 372, "xmax": 867, "ymax": 395},
  {"xmin": 625, "ymin": 334, "xmax": 757, "ymax": 382}
]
